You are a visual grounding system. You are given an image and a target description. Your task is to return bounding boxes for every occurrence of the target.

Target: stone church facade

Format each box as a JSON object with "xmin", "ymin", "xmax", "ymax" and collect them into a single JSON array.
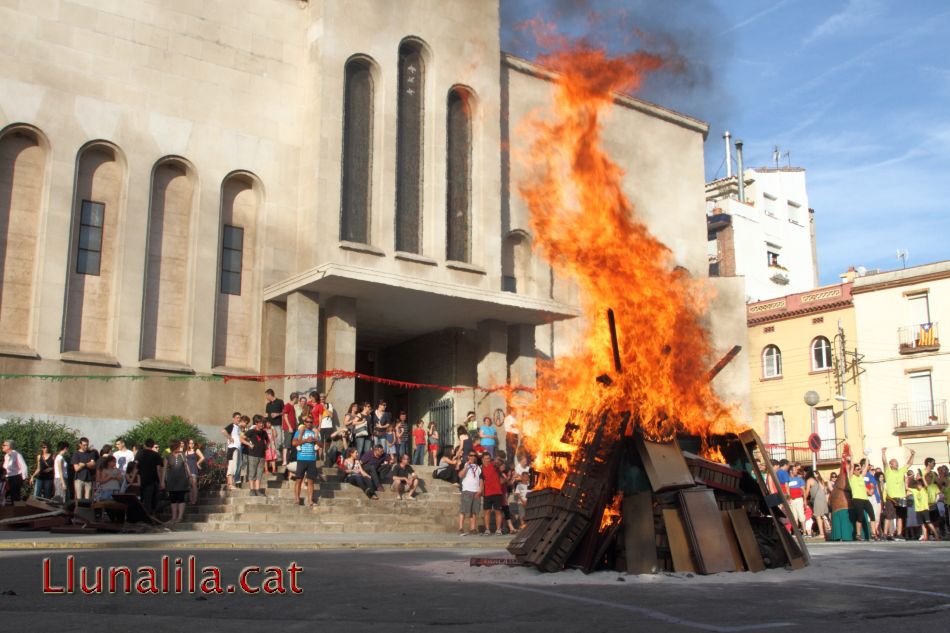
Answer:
[{"xmin": 0, "ymin": 0, "xmax": 748, "ymax": 439}]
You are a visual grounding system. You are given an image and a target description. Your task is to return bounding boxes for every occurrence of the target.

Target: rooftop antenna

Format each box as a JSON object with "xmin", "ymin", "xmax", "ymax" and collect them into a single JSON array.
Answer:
[
  {"xmin": 783, "ymin": 150, "xmax": 791, "ymax": 167},
  {"xmin": 773, "ymin": 146, "xmax": 780, "ymax": 168},
  {"xmin": 897, "ymin": 249, "xmax": 908, "ymax": 269}
]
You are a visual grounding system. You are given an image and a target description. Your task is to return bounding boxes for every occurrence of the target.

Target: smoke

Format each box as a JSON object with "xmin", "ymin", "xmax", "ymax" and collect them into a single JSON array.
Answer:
[{"xmin": 500, "ymin": 0, "xmax": 736, "ymax": 132}]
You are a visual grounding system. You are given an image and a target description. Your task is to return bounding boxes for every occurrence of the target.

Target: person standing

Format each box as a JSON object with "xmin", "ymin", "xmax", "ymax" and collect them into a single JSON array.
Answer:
[
  {"xmin": 352, "ymin": 402, "xmax": 373, "ymax": 458},
  {"xmin": 53, "ymin": 441, "xmax": 70, "ymax": 502},
  {"xmin": 317, "ymin": 393, "xmax": 336, "ymax": 464},
  {"xmin": 394, "ymin": 411, "xmax": 410, "ymax": 460},
  {"xmin": 479, "ymin": 453, "xmax": 504, "ymax": 536},
  {"xmin": 805, "ymin": 470, "xmax": 829, "ymax": 539},
  {"xmin": 136, "ymin": 439, "xmax": 165, "ymax": 515},
  {"xmin": 882, "ymin": 447, "xmax": 915, "ymax": 540},
  {"xmin": 412, "ymin": 420, "xmax": 427, "ymax": 465},
  {"xmin": 281, "ymin": 392, "xmax": 298, "ymax": 467},
  {"xmin": 848, "ymin": 458, "xmax": 879, "ymax": 541},
  {"xmin": 245, "ymin": 415, "xmax": 269, "ymax": 497},
  {"xmin": 222, "ymin": 412, "xmax": 243, "ymax": 490},
  {"xmin": 457, "ymin": 451, "xmax": 482, "ymax": 535},
  {"xmin": 184, "ymin": 439, "xmax": 204, "ymax": 505},
  {"xmin": 1, "ymin": 440, "xmax": 28, "ymax": 503},
  {"xmin": 479, "ymin": 416, "xmax": 498, "ymax": 459},
  {"xmin": 31, "ymin": 442, "xmax": 55, "ymax": 499},
  {"xmin": 112, "ymin": 439, "xmax": 135, "ymax": 473},
  {"xmin": 162, "ymin": 440, "xmax": 191, "ymax": 525},
  {"xmin": 292, "ymin": 417, "xmax": 319, "ymax": 508},
  {"xmin": 70, "ymin": 437, "xmax": 97, "ymax": 501},
  {"xmin": 503, "ymin": 410, "xmax": 520, "ymax": 463},
  {"xmin": 371, "ymin": 400, "xmax": 391, "ymax": 450},
  {"xmin": 427, "ymin": 422, "xmax": 440, "ymax": 466}
]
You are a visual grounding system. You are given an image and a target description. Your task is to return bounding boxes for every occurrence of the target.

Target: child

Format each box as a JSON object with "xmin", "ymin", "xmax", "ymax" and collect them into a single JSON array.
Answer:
[
  {"xmin": 509, "ymin": 471, "xmax": 530, "ymax": 531},
  {"xmin": 264, "ymin": 419, "xmax": 279, "ymax": 474},
  {"xmin": 912, "ymin": 479, "xmax": 938, "ymax": 542},
  {"xmin": 427, "ymin": 422, "xmax": 440, "ymax": 466},
  {"xmin": 412, "ymin": 420, "xmax": 427, "ymax": 465}
]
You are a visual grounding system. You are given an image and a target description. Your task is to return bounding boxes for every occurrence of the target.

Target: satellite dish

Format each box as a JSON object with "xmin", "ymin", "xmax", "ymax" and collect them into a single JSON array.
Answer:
[{"xmin": 856, "ymin": 266, "xmax": 867, "ymax": 276}]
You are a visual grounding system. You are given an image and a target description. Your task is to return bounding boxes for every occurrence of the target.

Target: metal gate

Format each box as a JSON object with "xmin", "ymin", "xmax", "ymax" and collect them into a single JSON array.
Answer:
[{"xmin": 427, "ymin": 396, "xmax": 455, "ymax": 455}]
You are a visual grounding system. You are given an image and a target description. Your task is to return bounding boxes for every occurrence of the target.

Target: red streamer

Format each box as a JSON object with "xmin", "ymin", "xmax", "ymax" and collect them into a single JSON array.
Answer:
[{"xmin": 221, "ymin": 369, "xmax": 534, "ymax": 394}]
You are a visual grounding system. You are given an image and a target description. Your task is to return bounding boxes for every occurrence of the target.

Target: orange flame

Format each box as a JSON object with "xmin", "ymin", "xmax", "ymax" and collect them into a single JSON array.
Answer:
[
  {"xmin": 600, "ymin": 492, "xmax": 624, "ymax": 531},
  {"xmin": 515, "ymin": 30, "xmax": 738, "ymax": 488}
]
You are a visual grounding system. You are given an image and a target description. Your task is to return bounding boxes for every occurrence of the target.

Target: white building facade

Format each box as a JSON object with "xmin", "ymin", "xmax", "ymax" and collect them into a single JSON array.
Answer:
[
  {"xmin": 852, "ymin": 261, "xmax": 949, "ymax": 466},
  {"xmin": 707, "ymin": 167, "xmax": 819, "ymax": 302}
]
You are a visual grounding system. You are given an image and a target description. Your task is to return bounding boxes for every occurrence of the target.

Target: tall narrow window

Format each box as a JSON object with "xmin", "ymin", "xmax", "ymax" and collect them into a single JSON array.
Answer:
[
  {"xmin": 76, "ymin": 200, "xmax": 104, "ymax": 275},
  {"xmin": 220, "ymin": 225, "xmax": 244, "ymax": 296},
  {"xmin": 767, "ymin": 412, "xmax": 786, "ymax": 460},
  {"xmin": 340, "ymin": 58, "xmax": 374, "ymax": 244},
  {"xmin": 446, "ymin": 87, "xmax": 473, "ymax": 262},
  {"xmin": 811, "ymin": 336, "xmax": 832, "ymax": 371},
  {"xmin": 396, "ymin": 41, "xmax": 424, "ymax": 253},
  {"xmin": 763, "ymin": 344, "xmax": 782, "ymax": 378}
]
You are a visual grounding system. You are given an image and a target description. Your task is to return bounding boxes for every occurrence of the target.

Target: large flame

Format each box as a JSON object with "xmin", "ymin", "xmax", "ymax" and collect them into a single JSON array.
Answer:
[{"xmin": 515, "ymin": 33, "xmax": 738, "ymax": 488}]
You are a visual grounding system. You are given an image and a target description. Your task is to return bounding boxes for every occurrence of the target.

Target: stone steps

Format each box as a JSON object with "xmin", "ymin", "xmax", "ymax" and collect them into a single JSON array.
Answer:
[{"xmin": 182, "ymin": 467, "xmax": 464, "ymax": 534}]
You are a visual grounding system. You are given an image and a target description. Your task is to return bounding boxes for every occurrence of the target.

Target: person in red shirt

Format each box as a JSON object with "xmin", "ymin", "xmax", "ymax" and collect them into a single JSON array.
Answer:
[
  {"xmin": 411, "ymin": 420, "xmax": 427, "ymax": 465},
  {"xmin": 281, "ymin": 392, "xmax": 298, "ymax": 467},
  {"xmin": 480, "ymin": 453, "xmax": 504, "ymax": 536}
]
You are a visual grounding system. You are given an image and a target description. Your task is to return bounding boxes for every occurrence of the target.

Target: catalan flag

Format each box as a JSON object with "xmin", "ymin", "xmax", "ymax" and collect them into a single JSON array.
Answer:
[{"xmin": 918, "ymin": 322, "xmax": 936, "ymax": 347}]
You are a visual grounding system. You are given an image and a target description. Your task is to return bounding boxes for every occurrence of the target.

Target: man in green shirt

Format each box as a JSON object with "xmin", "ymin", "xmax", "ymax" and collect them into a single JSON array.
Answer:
[
  {"xmin": 848, "ymin": 458, "xmax": 879, "ymax": 541},
  {"xmin": 881, "ymin": 447, "xmax": 915, "ymax": 540}
]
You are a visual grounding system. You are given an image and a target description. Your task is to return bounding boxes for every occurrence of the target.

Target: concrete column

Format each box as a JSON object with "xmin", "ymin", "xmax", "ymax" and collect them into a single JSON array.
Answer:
[
  {"xmin": 324, "ymin": 295, "xmax": 357, "ymax": 415},
  {"xmin": 508, "ymin": 324, "xmax": 537, "ymax": 391},
  {"xmin": 284, "ymin": 291, "xmax": 320, "ymax": 397},
  {"xmin": 476, "ymin": 319, "xmax": 508, "ymax": 448}
]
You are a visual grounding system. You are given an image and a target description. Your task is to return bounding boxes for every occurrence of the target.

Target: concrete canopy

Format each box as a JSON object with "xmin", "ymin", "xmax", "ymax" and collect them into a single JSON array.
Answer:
[{"xmin": 264, "ymin": 263, "xmax": 581, "ymax": 348}]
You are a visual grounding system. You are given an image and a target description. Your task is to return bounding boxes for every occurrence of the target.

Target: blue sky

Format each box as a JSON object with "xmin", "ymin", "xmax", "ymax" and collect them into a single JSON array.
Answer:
[{"xmin": 500, "ymin": 1, "xmax": 950, "ymax": 284}]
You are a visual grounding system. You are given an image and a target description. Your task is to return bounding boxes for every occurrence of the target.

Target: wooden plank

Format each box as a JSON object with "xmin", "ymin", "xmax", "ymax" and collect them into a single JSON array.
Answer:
[
  {"xmin": 623, "ymin": 493, "xmax": 657, "ymax": 574},
  {"xmin": 662, "ymin": 508, "xmax": 695, "ymax": 573},
  {"xmin": 728, "ymin": 509, "xmax": 766, "ymax": 572},
  {"xmin": 636, "ymin": 437, "xmax": 695, "ymax": 493},
  {"xmin": 678, "ymin": 488, "xmax": 737, "ymax": 574},
  {"xmin": 720, "ymin": 511, "xmax": 746, "ymax": 571},
  {"xmin": 737, "ymin": 429, "xmax": 809, "ymax": 568}
]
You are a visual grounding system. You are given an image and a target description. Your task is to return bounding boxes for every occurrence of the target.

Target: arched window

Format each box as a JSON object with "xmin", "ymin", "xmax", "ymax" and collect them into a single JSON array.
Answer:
[
  {"xmin": 762, "ymin": 345, "xmax": 782, "ymax": 378},
  {"xmin": 446, "ymin": 87, "xmax": 473, "ymax": 262},
  {"xmin": 811, "ymin": 336, "xmax": 832, "ymax": 371},
  {"xmin": 63, "ymin": 141, "xmax": 126, "ymax": 355},
  {"xmin": 395, "ymin": 40, "xmax": 425, "ymax": 253},
  {"xmin": 340, "ymin": 57, "xmax": 374, "ymax": 244},
  {"xmin": 0, "ymin": 125, "xmax": 47, "ymax": 349}
]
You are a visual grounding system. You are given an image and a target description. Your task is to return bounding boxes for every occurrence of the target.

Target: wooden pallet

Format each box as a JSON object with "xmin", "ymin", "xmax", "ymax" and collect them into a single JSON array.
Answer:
[{"xmin": 524, "ymin": 510, "xmax": 591, "ymax": 572}]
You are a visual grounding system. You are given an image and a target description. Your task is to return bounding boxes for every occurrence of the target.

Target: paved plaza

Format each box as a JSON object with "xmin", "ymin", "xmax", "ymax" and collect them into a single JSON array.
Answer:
[{"xmin": 0, "ymin": 539, "xmax": 947, "ymax": 632}]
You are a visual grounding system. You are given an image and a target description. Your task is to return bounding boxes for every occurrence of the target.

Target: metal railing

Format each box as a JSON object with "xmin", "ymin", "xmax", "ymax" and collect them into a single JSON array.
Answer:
[
  {"xmin": 893, "ymin": 400, "xmax": 947, "ymax": 430},
  {"xmin": 765, "ymin": 438, "xmax": 844, "ymax": 464},
  {"xmin": 898, "ymin": 322, "xmax": 939, "ymax": 352}
]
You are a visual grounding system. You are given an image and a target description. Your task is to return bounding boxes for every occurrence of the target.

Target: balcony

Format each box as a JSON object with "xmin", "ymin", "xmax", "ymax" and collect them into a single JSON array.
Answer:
[
  {"xmin": 893, "ymin": 400, "xmax": 948, "ymax": 433},
  {"xmin": 765, "ymin": 439, "xmax": 844, "ymax": 464},
  {"xmin": 898, "ymin": 322, "xmax": 939, "ymax": 353}
]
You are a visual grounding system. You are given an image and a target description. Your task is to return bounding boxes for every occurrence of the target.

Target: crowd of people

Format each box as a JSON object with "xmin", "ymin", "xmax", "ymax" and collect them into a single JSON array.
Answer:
[
  {"xmin": 224, "ymin": 389, "xmax": 531, "ymax": 534},
  {"xmin": 773, "ymin": 447, "xmax": 950, "ymax": 542},
  {"xmin": 0, "ymin": 435, "xmax": 205, "ymax": 526}
]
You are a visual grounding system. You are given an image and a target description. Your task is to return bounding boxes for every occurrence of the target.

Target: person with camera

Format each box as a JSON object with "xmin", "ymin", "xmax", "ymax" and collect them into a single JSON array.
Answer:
[{"xmin": 457, "ymin": 451, "xmax": 481, "ymax": 535}]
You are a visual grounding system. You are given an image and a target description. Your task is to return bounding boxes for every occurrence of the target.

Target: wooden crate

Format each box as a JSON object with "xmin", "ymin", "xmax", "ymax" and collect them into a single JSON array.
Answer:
[
  {"xmin": 684, "ymin": 452, "xmax": 743, "ymax": 495},
  {"xmin": 524, "ymin": 488, "xmax": 560, "ymax": 522},
  {"xmin": 507, "ymin": 518, "xmax": 550, "ymax": 559},
  {"xmin": 524, "ymin": 510, "xmax": 591, "ymax": 572}
]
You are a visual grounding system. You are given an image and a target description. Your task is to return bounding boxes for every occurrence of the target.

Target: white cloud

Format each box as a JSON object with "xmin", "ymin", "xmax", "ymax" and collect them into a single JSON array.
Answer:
[
  {"xmin": 719, "ymin": 0, "xmax": 791, "ymax": 36},
  {"xmin": 804, "ymin": 0, "xmax": 883, "ymax": 46}
]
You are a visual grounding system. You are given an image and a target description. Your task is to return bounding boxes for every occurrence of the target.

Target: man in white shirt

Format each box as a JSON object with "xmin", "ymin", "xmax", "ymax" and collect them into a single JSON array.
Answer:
[
  {"xmin": 53, "ymin": 441, "xmax": 70, "ymax": 502},
  {"xmin": 112, "ymin": 439, "xmax": 135, "ymax": 473},
  {"xmin": 457, "ymin": 451, "xmax": 482, "ymax": 535},
  {"xmin": 503, "ymin": 411, "xmax": 520, "ymax": 460},
  {"xmin": 2, "ymin": 439, "xmax": 28, "ymax": 502},
  {"xmin": 221, "ymin": 412, "xmax": 245, "ymax": 489}
]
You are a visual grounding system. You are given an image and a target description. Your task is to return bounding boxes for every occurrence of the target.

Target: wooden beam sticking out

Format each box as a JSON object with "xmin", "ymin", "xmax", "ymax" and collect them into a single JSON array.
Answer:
[
  {"xmin": 623, "ymin": 493, "xmax": 658, "ymax": 574},
  {"xmin": 636, "ymin": 437, "xmax": 695, "ymax": 493},
  {"xmin": 662, "ymin": 508, "xmax": 696, "ymax": 573},
  {"xmin": 706, "ymin": 345, "xmax": 742, "ymax": 382},
  {"xmin": 727, "ymin": 508, "xmax": 766, "ymax": 572},
  {"xmin": 678, "ymin": 488, "xmax": 737, "ymax": 575}
]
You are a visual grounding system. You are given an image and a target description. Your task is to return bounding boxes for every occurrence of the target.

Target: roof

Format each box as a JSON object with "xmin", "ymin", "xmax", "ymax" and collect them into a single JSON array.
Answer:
[
  {"xmin": 851, "ymin": 259, "xmax": 950, "ymax": 294},
  {"xmin": 501, "ymin": 54, "xmax": 710, "ymax": 138},
  {"xmin": 747, "ymin": 283, "xmax": 853, "ymax": 325}
]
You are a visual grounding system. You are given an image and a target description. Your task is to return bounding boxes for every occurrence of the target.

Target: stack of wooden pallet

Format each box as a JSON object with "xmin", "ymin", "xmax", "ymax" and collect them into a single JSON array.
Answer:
[{"xmin": 509, "ymin": 423, "xmax": 810, "ymax": 575}]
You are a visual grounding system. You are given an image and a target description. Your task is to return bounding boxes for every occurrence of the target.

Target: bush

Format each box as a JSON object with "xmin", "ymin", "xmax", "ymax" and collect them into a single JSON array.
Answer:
[
  {"xmin": 115, "ymin": 415, "xmax": 207, "ymax": 452},
  {"xmin": 0, "ymin": 417, "xmax": 81, "ymax": 478}
]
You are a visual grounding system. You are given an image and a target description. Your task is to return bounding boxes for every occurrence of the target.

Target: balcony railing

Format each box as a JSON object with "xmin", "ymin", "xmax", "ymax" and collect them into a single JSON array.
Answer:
[
  {"xmin": 765, "ymin": 438, "xmax": 844, "ymax": 464},
  {"xmin": 898, "ymin": 322, "xmax": 939, "ymax": 353},
  {"xmin": 893, "ymin": 400, "xmax": 947, "ymax": 431}
]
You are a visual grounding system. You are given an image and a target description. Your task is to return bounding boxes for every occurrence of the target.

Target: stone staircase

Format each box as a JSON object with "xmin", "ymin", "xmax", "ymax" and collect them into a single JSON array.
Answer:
[{"xmin": 178, "ymin": 466, "xmax": 461, "ymax": 534}]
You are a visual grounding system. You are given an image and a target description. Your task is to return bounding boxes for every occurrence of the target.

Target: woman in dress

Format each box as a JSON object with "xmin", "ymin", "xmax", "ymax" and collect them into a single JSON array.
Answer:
[
  {"xmin": 427, "ymin": 422, "xmax": 440, "ymax": 466},
  {"xmin": 264, "ymin": 420, "xmax": 279, "ymax": 475},
  {"xmin": 162, "ymin": 440, "xmax": 192, "ymax": 525},
  {"xmin": 95, "ymin": 455, "xmax": 123, "ymax": 501},
  {"xmin": 31, "ymin": 442, "xmax": 55, "ymax": 499},
  {"xmin": 184, "ymin": 438, "xmax": 205, "ymax": 505},
  {"xmin": 805, "ymin": 469, "xmax": 829, "ymax": 539}
]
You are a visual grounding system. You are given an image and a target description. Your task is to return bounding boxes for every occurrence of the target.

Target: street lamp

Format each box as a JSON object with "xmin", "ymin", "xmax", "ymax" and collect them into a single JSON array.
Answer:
[{"xmin": 804, "ymin": 391, "xmax": 820, "ymax": 471}]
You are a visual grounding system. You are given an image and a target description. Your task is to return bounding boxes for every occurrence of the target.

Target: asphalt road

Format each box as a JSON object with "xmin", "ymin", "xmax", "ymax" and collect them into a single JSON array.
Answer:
[{"xmin": 0, "ymin": 542, "xmax": 948, "ymax": 632}]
